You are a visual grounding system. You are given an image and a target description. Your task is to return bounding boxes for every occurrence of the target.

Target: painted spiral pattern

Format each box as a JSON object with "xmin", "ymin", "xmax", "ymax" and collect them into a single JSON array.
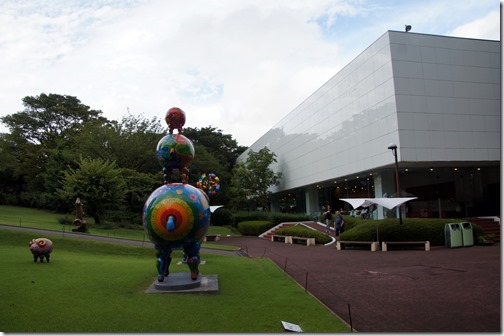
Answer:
[{"xmin": 143, "ymin": 183, "xmax": 210, "ymax": 248}]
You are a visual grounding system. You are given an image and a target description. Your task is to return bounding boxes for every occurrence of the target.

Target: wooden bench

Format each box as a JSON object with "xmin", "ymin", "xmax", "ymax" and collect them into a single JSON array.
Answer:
[
  {"xmin": 271, "ymin": 235, "xmax": 292, "ymax": 244},
  {"xmin": 291, "ymin": 236, "xmax": 316, "ymax": 246},
  {"xmin": 337, "ymin": 241, "xmax": 379, "ymax": 251},
  {"xmin": 203, "ymin": 234, "xmax": 221, "ymax": 242},
  {"xmin": 381, "ymin": 241, "xmax": 430, "ymax": 251}
]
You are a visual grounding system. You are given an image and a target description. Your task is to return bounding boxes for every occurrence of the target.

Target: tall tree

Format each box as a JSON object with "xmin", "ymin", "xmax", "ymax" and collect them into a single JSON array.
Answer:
[
  {"xmin": 0, "ymin": 93, "xmax": 108, "ymax": 208},
  {"xmin": 1, "ymin": 93, "xmax": 106, "ymax": 147},
  {"xmin": 183, "ymin": 126, "xmax": 247, "ymax": 170},
  {"xmin": 57, "ymin": 157, "xmax": 126, "ymax": 224},
  {"xmin": 229, "ymin": 147, "xmax": 282, "ymax": 210},
  {"xmin": 108, "ymin": 113, "xmax": 165, "ymax": 173}
]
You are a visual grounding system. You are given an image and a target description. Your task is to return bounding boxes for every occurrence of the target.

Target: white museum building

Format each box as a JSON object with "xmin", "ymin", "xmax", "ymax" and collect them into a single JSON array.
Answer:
[{"xmin": 238, "ymin": 30, "xmax": 501, "ymax": 219}]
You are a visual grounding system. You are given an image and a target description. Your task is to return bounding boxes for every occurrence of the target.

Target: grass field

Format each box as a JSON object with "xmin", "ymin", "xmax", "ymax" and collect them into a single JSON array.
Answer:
[
  {"xmin": 0, "ymin": 228, "xmax": 349, "ymax": 332},
  {"xmin": 0, "ymin": 205, "xmax": 239, "ymax": 251}
]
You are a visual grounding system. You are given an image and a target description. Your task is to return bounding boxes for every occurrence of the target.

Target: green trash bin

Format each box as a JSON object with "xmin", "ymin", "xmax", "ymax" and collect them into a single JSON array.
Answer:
[
  {"xmin": 445, "ymin": 223, "xmax": 463, "ymax": 248},
  {"xmin": 460, "ymin": 222, "xmax": 474, "ymax": 247}
]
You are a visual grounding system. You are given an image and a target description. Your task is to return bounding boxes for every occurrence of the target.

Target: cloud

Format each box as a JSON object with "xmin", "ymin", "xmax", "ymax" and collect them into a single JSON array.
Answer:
[
  {"xmin": 447, "ymin": 10, "xmax": 501, "ymax": 40},
  {"xmin": 0, "ymin": 0, "xmax": 500, "ymax": 147}
]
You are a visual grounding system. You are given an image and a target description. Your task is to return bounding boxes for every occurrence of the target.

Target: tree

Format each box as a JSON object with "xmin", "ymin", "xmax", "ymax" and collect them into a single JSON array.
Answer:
[
  {"xmin": 57, "ymin": 157, "xmax": 126, "ymax": 224},
  {"xmin": 182, "ymin": 126, "xmax": 246, "ymax": 204},
  {"xmin": 0, "ymin": 93, "xmax": 108, "ymax": 208},
  {"xmin": 107, "ymin": 113, "xmax": 165, "ymax": 173},
  {"xmin": 229, "ymin": 147, "xmax": 282, "ymax": 210},
  {"xmin": 183, "ymin": 126, "xmax": 247, "ymax": 171},
  {"xmin": 1, "ymin": 93, "xmax": 106, "ymax": 147}
]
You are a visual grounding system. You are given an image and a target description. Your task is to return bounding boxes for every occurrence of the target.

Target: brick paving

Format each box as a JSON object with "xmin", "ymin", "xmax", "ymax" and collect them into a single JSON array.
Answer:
[{"xmin": 211, "ymin": 236, "xmax": 501, "ymax": 332}]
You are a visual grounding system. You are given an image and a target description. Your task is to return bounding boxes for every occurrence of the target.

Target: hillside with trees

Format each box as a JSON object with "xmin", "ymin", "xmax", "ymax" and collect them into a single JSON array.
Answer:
[{"xmin": 0, "ymin": 93, "xmax": 252, "ymax": 225}]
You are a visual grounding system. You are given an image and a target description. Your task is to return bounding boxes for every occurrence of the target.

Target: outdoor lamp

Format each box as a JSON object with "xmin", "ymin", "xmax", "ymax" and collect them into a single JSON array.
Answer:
[{"xmin": 388, "ymin": 143, "xmax": 403, "ymax": 225}]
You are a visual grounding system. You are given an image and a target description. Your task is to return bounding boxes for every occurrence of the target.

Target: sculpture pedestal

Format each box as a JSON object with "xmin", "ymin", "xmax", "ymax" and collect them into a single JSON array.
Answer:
[{"xmin": 145, "ymin": 272, "xmax": 219, "ymax": 294}]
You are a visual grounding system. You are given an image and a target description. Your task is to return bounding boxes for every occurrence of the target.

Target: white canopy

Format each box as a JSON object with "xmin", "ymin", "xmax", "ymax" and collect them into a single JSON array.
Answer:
[
  {"xmin": 341, "ymin": 197, "xmax": 417, "ymax": 210},
  {"xmin": 209, "ymin": 205, "xmax": 224, "ymax": 213}
]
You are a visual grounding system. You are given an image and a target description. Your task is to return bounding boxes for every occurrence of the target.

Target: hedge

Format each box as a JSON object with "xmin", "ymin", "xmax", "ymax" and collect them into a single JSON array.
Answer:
[
  {"xmin": 210, "ymin": 207, "xmax": 233, "ymax": 226},
  {"xmin": 237, "ymin": 220, "xmax": 275, "ymax": 236},
  {"xmin": 276, "ymin": 224, "xmax": 332, "ymax": 245},
  {"xmin": 339, "ymin": 218, "xmax": 484, "ymax": 246},
  {"xmin": 232, "ymin": 211, "xmax": 310, "ymax": 227}
]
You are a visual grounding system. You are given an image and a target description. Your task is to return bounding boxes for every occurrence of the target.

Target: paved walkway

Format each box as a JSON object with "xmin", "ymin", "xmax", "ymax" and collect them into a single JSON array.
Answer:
[
  {"xmin": 3, "ymin": 224, "xmax": 500, "ymax": 332},
  {"xmin": 211, "ymin": 235, "xmax": 501, "ymax": 332}
]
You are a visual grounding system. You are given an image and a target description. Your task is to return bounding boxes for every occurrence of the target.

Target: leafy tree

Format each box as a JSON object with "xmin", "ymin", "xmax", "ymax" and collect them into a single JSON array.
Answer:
[
  {"xmin": 229, "ymin": 147, "xmax": 282, "ymax": 210},
  {"xmin": 107, "ymin": 114, "xmax": 165, "ymax": 173},
  {"xmin": 182, "ymin": 126, "xmax": 246, "ymax": 205},
  {"xmin": 183, "ymin": 126, "xmax": 247, "ymax": 170},
  {"xmin": 57, "ymin": 157, "xmax": 126, "ymax": 224},
  {"xmin": 189, "ymin": 144, "xmax": 230, "ymax": 205},
  {"xmin": 121, "ymin": 168, "xmax": 160, "ymax": 213},
  {"xmin": 1, "ymin": 93, "xmax": 106, "ymax": 147},
  {"xmin": 0, "ymin": 93, "xmax": 108, "ymax": 208}
]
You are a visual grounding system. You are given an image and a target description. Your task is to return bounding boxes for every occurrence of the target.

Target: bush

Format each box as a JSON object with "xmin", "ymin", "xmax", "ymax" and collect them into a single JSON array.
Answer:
[
  {"xmin": 269, "ymin": 212, "xmax": 310, "ymax": 225},
  {"xmin": 233, "ymin": 211, "xmax": 270, "ymax": 227},
  {"xmin": 237, "ymin": 220, "xmax": 274, "ymax": 236},
  {"xmin": 211, "ymin": 208, "xmax": 233, "ymax": 226},
  {"xmin": 339, "ymin": 218, "xmax": 484, "ymax": 246},
  {"xmin": 232, "ymin": 211, "xmax": 310, "ymax": 227},
  {"xmin": 276, "ymin": 224, "xmax": 332, "ymax": 244}
]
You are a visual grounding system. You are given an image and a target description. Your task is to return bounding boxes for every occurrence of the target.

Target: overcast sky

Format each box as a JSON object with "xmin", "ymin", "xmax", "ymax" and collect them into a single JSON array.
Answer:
[{"xmin": 0, "ymin": 0, "xmax": 500, "ymax": 146}]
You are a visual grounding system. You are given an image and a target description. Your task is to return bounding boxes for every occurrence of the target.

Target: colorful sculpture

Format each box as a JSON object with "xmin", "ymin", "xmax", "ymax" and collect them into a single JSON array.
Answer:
[
  {"xmin": 143, "ymin": 183, "xmax": 210, "ymax": 281},
  {"xmin": 196, "ymin": 172, "xmax": 221, "ymax": 196},
  {"xmin": 29, "ymin": 238, "xmax": 54, "ymax": 263},
  {"xmin": 156, "ymin": 133, "xmax": 194, "ymax": 184},
  {"xmin": 165, "ymin": 107, "xmax": 186, "ymax": 134},
  {"xmin": 144, "ymin": 107, "xmax": 211, "ymax": 282}
]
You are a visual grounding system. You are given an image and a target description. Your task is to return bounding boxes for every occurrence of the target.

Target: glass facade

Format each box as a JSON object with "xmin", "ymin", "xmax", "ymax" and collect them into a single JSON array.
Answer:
[{"xmin": 239, "ymin": 31, "xmax": 501, "ymax": 219}]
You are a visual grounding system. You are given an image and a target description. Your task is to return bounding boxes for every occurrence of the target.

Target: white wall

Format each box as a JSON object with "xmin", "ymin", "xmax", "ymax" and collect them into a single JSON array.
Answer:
[
  {"xmin": 391, "ymin": 32, "xmax": 501, "ymax": 162},
  {"xmin": 240, "ymin": 31, "xmax": 501, "ymax": 195}
]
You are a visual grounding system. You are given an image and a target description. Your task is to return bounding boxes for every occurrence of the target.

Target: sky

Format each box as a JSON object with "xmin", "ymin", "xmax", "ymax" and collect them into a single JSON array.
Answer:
[{"xmin": 0, "ymin": 0, "xmax": 500, "ymax": 147}]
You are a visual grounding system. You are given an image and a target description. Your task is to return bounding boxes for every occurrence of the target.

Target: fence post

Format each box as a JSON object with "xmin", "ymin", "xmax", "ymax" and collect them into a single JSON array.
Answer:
[
  {"xmin": 305, "ymin": 272, "xmax": 308, "ymax": 291},
  {"xmin": 348, "ymin": 303, "xmax": 353, "ymax": 332}
]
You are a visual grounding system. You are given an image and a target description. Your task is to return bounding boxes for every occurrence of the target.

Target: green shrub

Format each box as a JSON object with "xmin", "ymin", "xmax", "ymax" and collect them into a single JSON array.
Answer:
[
  {"xmin": 233, "ymin": 211, "xmax": 271, "ymax": 227},
  {"xmin": 269, "ymin": 212, "xmax": 310, "ymax": 225},
  {"xmin": 233, "ymin": 211, "xmax": 310, "ymax": 227},
  {"xmin": 339, "ymin": 218, "xmax": 484, "ymax": 246},
  {"xmin": 211, "ymin": 208, "xmax": 233, "ymax": 226},
  {"xmin": 276, "ymin": 224, "xmax": 332, "ymax": 244},
  {"xmin": 237, "ymin": 220, "xmax": 274, "ymax": 236}
]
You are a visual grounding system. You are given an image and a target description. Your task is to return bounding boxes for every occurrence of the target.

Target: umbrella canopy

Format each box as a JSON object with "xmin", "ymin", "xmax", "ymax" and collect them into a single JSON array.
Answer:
[
  {"xmin": 210, "ymin": 205, "xmax": 224, "ymax": 213},
  {"xmin": 341, "ymin": 197, "xmax": 417, "ymax": 210}
]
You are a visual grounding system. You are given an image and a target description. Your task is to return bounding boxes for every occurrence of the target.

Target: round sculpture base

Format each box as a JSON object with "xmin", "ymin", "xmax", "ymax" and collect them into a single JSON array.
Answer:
[{"xmin": 154, "ymin": 272, "xmax": 201, "ymax": 291}]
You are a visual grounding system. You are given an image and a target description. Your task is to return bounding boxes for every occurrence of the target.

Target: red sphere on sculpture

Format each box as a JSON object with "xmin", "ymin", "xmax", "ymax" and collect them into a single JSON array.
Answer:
[{"xmin": 165, "ymin": 107, "xmax": 186, "ymax": 134}]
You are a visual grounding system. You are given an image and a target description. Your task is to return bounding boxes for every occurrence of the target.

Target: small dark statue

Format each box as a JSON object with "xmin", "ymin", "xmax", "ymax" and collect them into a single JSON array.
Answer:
[
  {"xmin": 29, "ymin": 238, "xmax": 54, "ymax": 263},
  {"xmin": 72, "ymin": 197, "xmax": 88, "ymax": 232}
]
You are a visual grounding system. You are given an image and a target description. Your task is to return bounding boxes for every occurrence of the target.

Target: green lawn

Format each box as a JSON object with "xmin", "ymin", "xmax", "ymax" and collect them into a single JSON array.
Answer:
[
  {"xmin": 0, "ymin": 229, "xmax": 349, "ymax": 333},
  {"xmin": 0, "ymin": 205, "xmax": 239, "ymax": 251}
]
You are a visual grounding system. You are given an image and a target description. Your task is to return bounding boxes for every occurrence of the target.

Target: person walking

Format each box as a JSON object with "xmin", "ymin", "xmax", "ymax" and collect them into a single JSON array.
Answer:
[
  {"xmin": 334, "ymin": 210, "xmax": 345, "ymax": 239},
  {"xmin": 323, "ymin": 202, "xmax": 332, "ymax": 234}
]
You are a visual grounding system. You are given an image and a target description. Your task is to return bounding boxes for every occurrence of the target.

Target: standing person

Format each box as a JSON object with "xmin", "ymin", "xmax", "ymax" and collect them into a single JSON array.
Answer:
[
  {"xmin": 334, "ymin": 211, "xmax": 345, "ymax": 239},
  {"xmin": 323, "ymin": 202, "xmax": 332, "ymax": 234}
]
